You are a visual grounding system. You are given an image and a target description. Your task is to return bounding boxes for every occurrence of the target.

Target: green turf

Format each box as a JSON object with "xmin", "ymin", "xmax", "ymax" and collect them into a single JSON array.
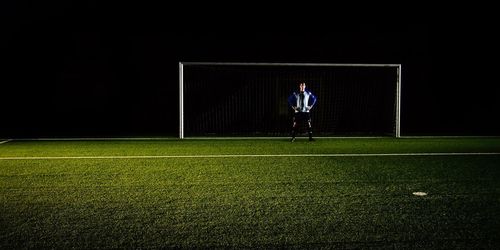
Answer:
[
  {"xmin": 1, "ymin": 138, "xmax": 499, "ymax": 248},
  {"xmin": 1, "ymin": 137, "xmax": 500, "ymax": 157}
]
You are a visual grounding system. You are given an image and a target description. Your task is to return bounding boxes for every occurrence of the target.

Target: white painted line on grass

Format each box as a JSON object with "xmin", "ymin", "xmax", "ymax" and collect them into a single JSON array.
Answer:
[
  {"xmin": 0, "ymin": 152, "xmax": 499, "ymax": 160},
  {"xmin": 0, "ymin": 140, "xmax": 12, "ymax": 145},
  {"xmin": 412, "ymin": 192, "xmax": 428, "ymax": 196},
  {"xmin": 10, "ymin": 137, "xmax": 388, "ymax": 141},
  {"xmin": 8, "ymin": 136, "xmax": 500, "ymax": 141},
  {"xmin": 11, "ymin": 138, "xmax": 178, "ymax": 141}
]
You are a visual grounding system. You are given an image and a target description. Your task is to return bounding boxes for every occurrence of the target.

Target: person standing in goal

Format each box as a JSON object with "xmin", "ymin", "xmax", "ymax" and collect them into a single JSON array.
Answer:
[{"xmin": 288, "ymin": 82, "xmax": 317, "ymax": 142}]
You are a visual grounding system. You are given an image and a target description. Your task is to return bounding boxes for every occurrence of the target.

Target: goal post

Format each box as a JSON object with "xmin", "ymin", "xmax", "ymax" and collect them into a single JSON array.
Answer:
[{"xmin": 179, "ymin": 62, "xmax": 401, "ymax": 139}]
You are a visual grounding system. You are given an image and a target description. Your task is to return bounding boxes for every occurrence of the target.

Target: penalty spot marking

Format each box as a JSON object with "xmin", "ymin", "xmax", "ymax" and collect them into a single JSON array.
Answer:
[
  {"xmin": 0, "ymin": 152, "xmax": 499, "ymax": 160},
  {"xmin": 412, "ymin": 192, "xmax": 428, "ymax": 196}
]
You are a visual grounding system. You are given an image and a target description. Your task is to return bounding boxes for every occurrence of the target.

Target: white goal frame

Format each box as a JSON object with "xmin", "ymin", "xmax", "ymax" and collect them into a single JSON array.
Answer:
[{"xmin": 179, "ymin": 62, "xmax": 402, "ymax": 139}]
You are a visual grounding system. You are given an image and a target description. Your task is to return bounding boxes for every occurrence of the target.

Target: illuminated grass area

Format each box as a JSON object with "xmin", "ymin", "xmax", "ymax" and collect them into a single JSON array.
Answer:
[{"xmin": 1, "ymin": 138, "xmax": 499, "ymax": 248}]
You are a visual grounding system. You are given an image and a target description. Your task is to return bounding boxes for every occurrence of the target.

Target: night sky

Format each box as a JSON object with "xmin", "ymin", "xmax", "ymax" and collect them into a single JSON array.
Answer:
[{"xmin": 1, "ymin": 3, "xmax": 499, "ymax": 137}]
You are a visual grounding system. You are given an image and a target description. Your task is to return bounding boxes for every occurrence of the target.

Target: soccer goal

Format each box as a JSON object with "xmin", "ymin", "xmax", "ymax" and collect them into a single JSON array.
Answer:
[{"xmin": 179, "ymin": 62, "xmax": 401, "ymax": 138}]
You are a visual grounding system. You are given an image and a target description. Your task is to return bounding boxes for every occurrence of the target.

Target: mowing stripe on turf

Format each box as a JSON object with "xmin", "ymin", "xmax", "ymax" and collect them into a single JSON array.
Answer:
[{"xmin": 0, "ymin": 152, "xmax": 499, "ymax": 160}]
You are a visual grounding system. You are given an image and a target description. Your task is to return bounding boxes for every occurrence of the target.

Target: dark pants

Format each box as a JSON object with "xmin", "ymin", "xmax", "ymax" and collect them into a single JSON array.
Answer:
[{"xmin": 291, "ymin": 112, "xmax": 313, "ymax": 139}]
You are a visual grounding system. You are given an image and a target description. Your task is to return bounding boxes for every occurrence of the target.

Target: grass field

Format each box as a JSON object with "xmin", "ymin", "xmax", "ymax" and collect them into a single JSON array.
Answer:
[{"xmin": 1, "ymin": 137, "xmax": 500, "ymax": 248}]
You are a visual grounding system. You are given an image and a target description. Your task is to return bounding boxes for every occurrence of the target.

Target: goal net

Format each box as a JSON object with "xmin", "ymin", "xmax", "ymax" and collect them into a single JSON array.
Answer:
[{"xmin": 179, "ymin": 62, "xmax": 401, "ymax": 138}]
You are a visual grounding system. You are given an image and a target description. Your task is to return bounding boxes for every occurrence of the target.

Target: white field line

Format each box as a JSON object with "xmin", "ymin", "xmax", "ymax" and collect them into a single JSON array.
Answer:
[
  {"xmin": 8, "ymin": 136, "xmax": 500, "ymax": 141},
  {"xmin": 11, "ymin": 138, "xmax": 177, "ymax": 141},
  {"xmin": 0, "ymin": 140, "xmax": 12, "ymax": 145},
  {"xmin": 10, "ymin": 137, "xmax": 386, "ymax": 141},
  {"xmin": 0, "ymin": 152, "xmax": 499, "ymax": 160}
]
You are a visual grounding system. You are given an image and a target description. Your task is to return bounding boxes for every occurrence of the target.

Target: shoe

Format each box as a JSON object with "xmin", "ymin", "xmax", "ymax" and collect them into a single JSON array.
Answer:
[
  {"xmin": 290, "ymin": 138, "xmax": 296, "ymax": 142},
  {"xmin": 309, "ymin": 138, "xmax": 315, "ymax": 141}
]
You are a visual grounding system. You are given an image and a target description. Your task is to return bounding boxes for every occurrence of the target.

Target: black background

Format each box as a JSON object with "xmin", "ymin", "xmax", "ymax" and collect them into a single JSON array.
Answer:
[{"xmin": 1, "ymin": 2, "xmax": 499, "ymax": 138}]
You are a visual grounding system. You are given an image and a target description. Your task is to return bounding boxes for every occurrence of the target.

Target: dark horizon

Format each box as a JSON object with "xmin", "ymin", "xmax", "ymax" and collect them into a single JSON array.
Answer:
[{"xmin": 2, "ymin": 3, "xmax": 499, "ymax": 138}]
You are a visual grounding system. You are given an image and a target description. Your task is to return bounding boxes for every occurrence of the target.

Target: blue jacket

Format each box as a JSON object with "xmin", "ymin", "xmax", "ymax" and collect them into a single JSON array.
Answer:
[{"xmin": 288, "ymin": 90, "xmax": 317, "ymax": 113}]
